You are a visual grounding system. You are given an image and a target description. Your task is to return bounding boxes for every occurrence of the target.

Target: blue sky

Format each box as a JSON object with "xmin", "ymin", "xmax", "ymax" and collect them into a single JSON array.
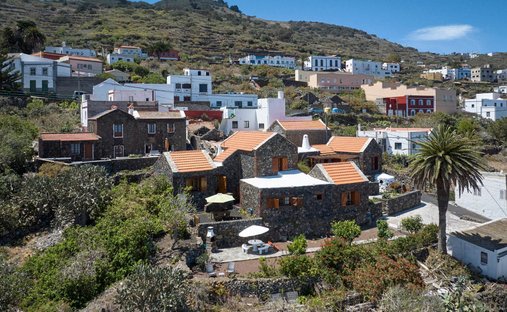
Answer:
[{"xmin": 132, "ymin": 0, "xmax": 506, "ymax": 54}]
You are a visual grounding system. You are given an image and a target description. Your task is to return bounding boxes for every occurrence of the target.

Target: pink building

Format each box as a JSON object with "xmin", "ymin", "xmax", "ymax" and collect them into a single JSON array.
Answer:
[{"xmin": 59, "ymin": 55, "xmax": 103, "ymax": 76}]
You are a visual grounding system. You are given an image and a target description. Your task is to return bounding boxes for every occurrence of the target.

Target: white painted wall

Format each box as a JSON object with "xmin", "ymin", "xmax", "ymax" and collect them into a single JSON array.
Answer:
[
  {"xmin": 304, "ymin": 56, "xmax": 341, "ymax": 71},
  {"xmin": 108, "ymin": 89, "xmax": 155, "ymax": 101},
  {"xmin": 357, "ymin": 128, "xmax": 431, "ymax": 155},
  {"xmin": 455, "ymin": 172, "xmax": 507, "ymax": 220},
  {"xmin": 45, "ymin": 45, "xmax": 96, "ymax": 57},
  {"xmin": 345, "ymin": 59, "xmax": 391, "ymax": 78},
  {"xmin": 106, "ymin": 53, "xmax": 135, "ymax": 65},
  {"xmin": 238, "ymin": 55, "xmax": 296, "ymax": 69},
  {"xmin": 463, "ymin": 93, "xmax": 507, "ymax": 121}
]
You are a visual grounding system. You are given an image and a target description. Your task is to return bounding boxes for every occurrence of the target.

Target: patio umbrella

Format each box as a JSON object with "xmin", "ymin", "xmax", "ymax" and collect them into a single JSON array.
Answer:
[
  {"xmin": 238, "ymin": 225, "xmax": 269, "ymax": 238},
  {"xmin": 205, "ymin": 193, "xmax": 235, "ymax": 204}
]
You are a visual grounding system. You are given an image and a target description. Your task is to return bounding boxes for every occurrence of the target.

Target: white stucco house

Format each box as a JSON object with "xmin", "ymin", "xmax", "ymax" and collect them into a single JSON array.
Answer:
[
  {"xmin": 455, "ymin": 171, "xmax": 507, "ymax": 220},
  {"xmin": 238, "ymin": 55, "xmax": 296, "ymax": 69},
  {"xmin": 448, "ymin": 218, "xmax": 507, "ymax": 281},
  {"xmin": 45, "ymin": 42, "xmax": 96, "ymax": 57},
  {"xmin": 7, "ymin": 53, "xmax": 71, "ymax": 93},
  {"xmin": 463, "ymin": 93, "xmax": 507, "ymax": 121},
  {"xmin": 304, "ymin": 55, "xmax": 341, "ymax": 71},
  {"xmin": 345, "ymin": 59, "xmax": 392, "ymax": 78},
  {"xmin": 382, "ymin": 62, "xmax": 400, "ymax": 73},
  {"xmin": 106, "ymin": 45, "xmax": 148, "ymax": 65},
  {"xmin": 357, "ymin": 126, "xmax": 432, "ymax": 155}
]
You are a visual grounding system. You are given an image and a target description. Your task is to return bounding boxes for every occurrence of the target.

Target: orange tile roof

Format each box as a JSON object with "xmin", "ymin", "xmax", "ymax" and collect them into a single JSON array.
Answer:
[
  {"xmin": 40, "ymin": 133, "xmax": 100, "ymax": 141},
  {"xmin": 277, "ymin": 119, "xmax": 327, "ymax": 131},
  {"xmin": 214, "ymin": 131, "xmax": 275, "ymax": 162},
  {"xmin": 168, "ymin": 150, "xmax": 215, "ymax": 173},
  {"xmin": 312, "ymin": 144, "xmax": 336, "ymax": 156},
  {"xmin": 327, "ymin": 136, "xmax": 370, "ymax": 153},
  {"xmin": 320, "ymin": 162, "xmax": 368, "ymax": 185}
]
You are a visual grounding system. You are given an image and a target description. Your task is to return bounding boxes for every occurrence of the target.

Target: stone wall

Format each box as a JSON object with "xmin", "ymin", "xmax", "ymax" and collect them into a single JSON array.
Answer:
[
  {"xmin": 197, "ymin": 218, "xmax": 264, "ymax": 248},
  {"xmin": 358, "ymin": 140, "xmax": 383, "ymax": 178},
  {"xmin": 37, "ymin": 156, "xmax": 158, "ymax": 174},
  {"xmin": 368, "ymin": 182, "xmax": 380, "ymax": 196},
  {"xmin": 383, "ymin": 190, "xmax": 422, "ymax": 215},
  {"xmin": 254, "ymin": 134, "xmax": 298, "ymax": 177}
]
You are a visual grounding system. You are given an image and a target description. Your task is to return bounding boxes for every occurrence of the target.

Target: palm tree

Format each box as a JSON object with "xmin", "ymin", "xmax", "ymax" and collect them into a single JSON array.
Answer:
[{"xmin": 409, "ymin": 125, "xmax": 486, "ymax": 254}]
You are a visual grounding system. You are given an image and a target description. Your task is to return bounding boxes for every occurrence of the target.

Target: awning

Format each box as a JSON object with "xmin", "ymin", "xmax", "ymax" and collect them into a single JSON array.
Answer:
[
  {"xmin": 238, "ymin": 225, "xmax": 269, "ymax": 238},
  {"xmin": 205, "ymin": 193, "xmax": 235, "ymax": 204}
]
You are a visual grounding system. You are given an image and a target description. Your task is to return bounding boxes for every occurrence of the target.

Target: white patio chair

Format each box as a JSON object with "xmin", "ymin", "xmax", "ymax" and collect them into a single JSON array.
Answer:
[
  {"xmin": 206, "ymin": 262, "xmax": 216, "ymax": 277},
  {"xmin": 242, "ymin": 244, "xmax": 250, "ymax": 253},
  {"xmin": 258, "ymin": 244, "xmax": 270, "ymax": 255},
  {"xmin": 226, "ymin": 261, "xmax": 235, "ymax": 275}
]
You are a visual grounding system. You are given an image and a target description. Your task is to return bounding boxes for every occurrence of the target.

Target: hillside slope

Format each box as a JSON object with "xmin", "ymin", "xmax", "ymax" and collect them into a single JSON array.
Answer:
[{"xmin": 1, "ymin": 0, "xmax": 438, "ymax": 63}]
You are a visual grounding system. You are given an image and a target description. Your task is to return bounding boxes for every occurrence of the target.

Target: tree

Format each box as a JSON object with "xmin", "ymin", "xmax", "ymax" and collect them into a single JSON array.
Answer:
[
  {"xmin": 331, "ymin": 220, "xmax": 361, "ymax": 245},
  {"xmin": 377, "ymin": 219, "xmax": 393, "ymax": 240},
  {"xmin": 4, "ymin": 21, "xmax": 46, "ymax": 54},
  {"xmin": 0, "ymin": 115, "xmax": 38, "ymax": 173},
  {"xmin": 115, "ymin": 264, "xmax": 190, "ymax": 311},
  {"xmin": 146, "ymin": 41, "xmax": 171, "ymax": 61},
  {"xmin": 488, "ymin": 118, "xmax": 507, "ymax": 144},
  {"xmin": 0, "ymin": 51, "xmax": 21, "ymax": 91},
  {"xmin": 409, "ymin": 125, "xmax": 486, "ymax": 254}
]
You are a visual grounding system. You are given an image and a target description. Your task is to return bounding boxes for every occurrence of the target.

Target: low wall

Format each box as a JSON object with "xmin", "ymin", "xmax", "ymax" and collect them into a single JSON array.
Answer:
[
  {"xmin": 197, "ymin": 218, "xmax": 264, "ymax": 248},
  {"xmin": 36, "ymin": 156, "xmax": 158, "ymax": 174},
  {"xmin": 383, "ymin": 190, "xmax": 422, "ymax": 215},
  {"xmin": 368, "ymin": 182, "xmax": 380, "ymax": 196}
]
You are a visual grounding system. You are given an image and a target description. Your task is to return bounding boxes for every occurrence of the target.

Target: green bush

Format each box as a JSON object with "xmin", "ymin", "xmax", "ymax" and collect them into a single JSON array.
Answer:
[
  {"xmin": 331, "ymin": 220, "xmax": 361, "ymax": 245},
  {"xmin": 279, "ymin": 255, "xmax": 317, "ymax": 279},
  {"xmin": 400, "ymin": 215, "xmax": 423, "ymax": 234},
  {"xmin": 288, "ymin": 234, "xmax": 307, "ymax": 255},
  {"xmin": 377, "ymin": 220, "xmax": 393, "ymax": 240},
  {"xmin": 415, "ymin": 223, "xmax": 438, "ymax": 246}
]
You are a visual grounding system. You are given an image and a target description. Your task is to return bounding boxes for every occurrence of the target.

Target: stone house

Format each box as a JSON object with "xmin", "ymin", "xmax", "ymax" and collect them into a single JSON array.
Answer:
[
  {"xmin": 87, "ymin": 108, "xmax": 186, "ymax": 158},
  {"xmin": 214, "ymin": 131, "xmax": 298, "ymax": 199},
  {"xmin": 239, "ymin": 161, "xmax": 372, "ymax": 240},
  {"xmin": 267, "ymin": 119, "xmax": 330, "ymax": 146},
  {"xmin": 154, "ymin": 150, "xmax": 218, "ymax": 209},
  {"xmin": 38, "ymin": 133, "xmax": 101, "ymax": 161},
  {"xmin": 305, "ymin": 136, "xmax": 382, "ymax": 178}
]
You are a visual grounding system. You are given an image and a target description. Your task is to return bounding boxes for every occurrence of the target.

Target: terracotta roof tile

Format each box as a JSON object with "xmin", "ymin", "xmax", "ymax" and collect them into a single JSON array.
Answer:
[
  {"xmin": 277, "ymin": 119, "xmax": 327, "ymax": 130},
  {"xmin": 40, "ymin": 133, "xmax": 100, "ymax": 141},
  {"xmin": 214, "ymin": 131, "xmax": 275, "ymax": 162},
  {"xmin": 320, "ymin": 162, "xmax": 368, "ymax": 185},
  {"xmin": 168, "ymin": 150, "xmax": 215, "ymax": 173},
  {"xmin": 327, "ymin": 136, "xmax": 370, "ymax": 153},
  {"xmin": 312, "ymin": 144, "xmax": 336, "ymax": 156}
]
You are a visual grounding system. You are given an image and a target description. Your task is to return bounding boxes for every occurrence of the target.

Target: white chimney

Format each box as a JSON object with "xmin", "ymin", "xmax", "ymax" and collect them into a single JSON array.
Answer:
[
  {"xmin": 302, "ymin": 134, "xmax": 311, "ymax": 150},
  {"xmin": 217, "ymin": 145, "xmax": 223, "ymax": 155},
  {"xmin": 358, "ymin": 123, "xmax": 361, "ymax": 133},
  {"xmin": 277, "ymin": 91, "xmax": 284, "ymax": 99}
]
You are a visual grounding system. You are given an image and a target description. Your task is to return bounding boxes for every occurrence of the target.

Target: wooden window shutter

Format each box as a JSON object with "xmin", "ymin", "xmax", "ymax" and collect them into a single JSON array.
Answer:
[
  {"xmin": 341, "ymin": 192, "xmax": 347, "ymax": 207},
  {"xmin": 353, "ymin": 191, "xmax": 360, "ymax": 205},
  {"xmin": 185, "ymin": 178, "xmax": 193, "ymax": 189},
  {"xmin": 272, "ymin": 157, "xmax": 279, "ymax": 173},
  {"xmin": 282, "ymin": 157, "xmax": 288, "ymax": 170},
  {"xmin": 297, "ymin": 197, "xmax": 303, "ymax": 207},
  {"xmin": 200, "ymin": 177, "xmax": 207, "ymax": 192},
  {"xmin": 267, "ymin": 198, "xmax": 274, "ymax": 208},
  {"xmin": 273, "ymin": 198, "xmax": 279, "ymax": 208}
]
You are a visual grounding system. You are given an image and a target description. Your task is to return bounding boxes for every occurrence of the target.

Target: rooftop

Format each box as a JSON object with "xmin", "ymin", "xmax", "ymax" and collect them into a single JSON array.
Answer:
[
  {"xmin": 318, "ymin": 162, "xmax": 368, "ymax": 185},
  {"xmin": 40, "ymin": 132, "xmax": 100, "ymax": 142},
  {"xmin": 60, "ymin": 55, "xmax": 103, "ymax": 63},
  {"xmin": 136, "ymin": 111, "xmax": 185, "ymax": 119},
  {"xmin": 214, "ymin": 131, "xmax": 275, "ymax": 163},
  {"xmin": 311, "ymin": 144, "xmax": 336, "ymax": 156},
  {"xmin": 327, "ymin": 136, "xmax": 371, "ymax": 153},
  {"xmin": 452, "ymin": 218, "xmax": 507, "ymax": 251},
  {"xmin": 241, "ymin": 170, "xmax": 331, "ymax": 189},
  {"xmin": 164, "ymin": 150, "xmax": 215, "ymax": 173},
  {"xmin": 372, "ymin": 127, "xmax": 432, "ymax": 132},
  {"xmin": 277, "ymin": 119, "xmax": 328, "ymax": 131}
]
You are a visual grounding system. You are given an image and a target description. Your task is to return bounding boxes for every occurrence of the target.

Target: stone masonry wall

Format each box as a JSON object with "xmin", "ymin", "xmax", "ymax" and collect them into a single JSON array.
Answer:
[
  {"xmin": 383, "ymin": 190, "xmax": 422, "ymax": 215},
  {"xmin": 197, "ymin": 218, "xmax": 264, "ymax": 248},
  {"xmin": 37, "ymin": 156, "xmax": 158, "ymax": 174},
  {"xmin": 254, "ymin": 134, "xmax": 298, "ymax": 177},
  {"xmin": 358, "ymin": 140, "xmax": 383, "ymax": 178}
]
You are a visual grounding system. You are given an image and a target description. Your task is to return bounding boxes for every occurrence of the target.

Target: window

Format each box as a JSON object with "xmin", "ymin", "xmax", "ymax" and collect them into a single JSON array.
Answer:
[
  {"xmin": 418, "ymin": 99, "xmax": 423, "ymax": 105},
  {"xmin": 41, "ymin": 80, "xmax": 48, "ymax": 93},
  {"xmin": 232, "ymin": 121, "xmax": 238, "ymax": 129},
  {"xmin": 394, "ymin": 142, "xmax": 402, "ymax": 150},
  {"xmin": 486, "ymin": 112, "xmax": 491, "ymax": 117},
  {"xmin": 272, "ymin": 157, "xmax": 288, "ymax": 173},
  {"xmin": 481, "ymin": 252, "xmax": 488, "ymax": 265},
  {"xmin": 182, "ymin": 83, "xmax": 191, "ymax": 89},
  {"xmin": 258, "ymin": 123, "xmax": 264, "ymax": 129},
  {"xmin": 174, "ymin": 96, "xmax": 180, "ymax": 102},
  {"xmin": 412, "ymin": 143, "xmax": 417, "ymax": 150},
  {"xmin": 266, "ymin": 198, "xmax": 280, "ymax": 208},
  {"xmin": 341, "ymin": 191, "xmax": 360, "ymax": 206},
  {"xmin": 411, "ymin": 109, "xmax": 416, "ymax": 116},
  {"xmin": 426, "ymin": 99, "xmax": 431, "ymax": 106},
  {"xmin": 167, "ymin": 123, "xmax": 175, "ymax": 133},
  {"xmin": 30, "ymin": 67, "xmax": 36, "ymax": 76},
  {"xmin": 247, "ymin": 101, "xmax": 253, "ymax": 107},
  {"xmin": 175, "ymin": 83, "xmax": 181, "ymax": 89},
  {"xmin": 29, "ymin": 80, "xmax": 36, "ymax": 92},
  {"xmin": 371, "ymin": 156, "xmax": 379, "ymax": 170},
  {"xmin": 113, "ymin": 145, "xmax": 124, "ymax": 157},
  {"xmin": 147, "ymin": 123, "xmax": 156, "ymax": 134},
  {"xmin": 113, "ymin": 124, "xmax": 123, "ymax": 138},
  {"xmin": 216, "ymin": 101, "xmax": 222, "ymax": 107},
  {"xmin": 244, "ymin": 121, "xmax": 249, "ymax": 128},
  {"xmin": 410, "ymin": 99, "xmax": 415, "ymax": 105},
  {"xmin": 284, "ymin": 197, "xmax": 290, "ymax": 205},
  {"xmin": 234, "ymin": 101, "xmax": 242, "ymax": 107},
  {"xmin": 199, "ymin": 84, "xmax": 208, "ymax": 93},
  {"xmin": 185, "ymin": 177, "xmax": 207, "ymax": 192},
  {"xmin": 183, "ymin": 96, "xmax": 191, "ymax": 101},
  {"xmin": 42, "ymin": 68, "xmax": 48, "ymax": 76},
  {"xmin": 316, "ymin": 193, "xmax": 323, "ymax": 200},
  {"xmin": 70, "ymin": 143, "xmax": 80, "ymax": 155}
]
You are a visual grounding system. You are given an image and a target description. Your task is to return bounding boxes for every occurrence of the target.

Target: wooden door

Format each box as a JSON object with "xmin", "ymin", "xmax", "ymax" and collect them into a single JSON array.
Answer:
[
  {"xmin": 83, "ymin": 143, "xmax": 93, "ymax": 160},
  {"xmin": 218, "ymin": 175, "xmax": 227, "ymax": 193}
]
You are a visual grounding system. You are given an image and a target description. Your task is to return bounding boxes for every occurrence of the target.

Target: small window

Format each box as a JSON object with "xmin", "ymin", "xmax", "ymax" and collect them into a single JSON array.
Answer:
[
  {"xmin": 394, "ymin": 142, "xmax": 402, "ymax": 150},
  {"xmin": 244, "ymin": 121, "xmax": 249, "ymax": 128},
  {"xmin": 182, "ymin": 83, "xmax": 191, "ymax": 89},
  {"xmin": 175, "ymin": 83, "xmax": 181, "ymax": 89},
  {"xmin": 42, "ymin": 68, "xmax": 48, "ymax": 76},
  {"xmin": 232, "ymin": 121, "xmax": 238, "ymax": 129},
  {"xmin": 426, "ymin": 99, "xmax": 431, "ymax": 105},
  {"xmin": 216, "ymin": 101, "xmax": 222, "ymax": 107},
  {"xmin": 247, "ymin": 101, "xmax": 253, "ymax": 107},
  {"xmin": 284, "ymin": 197, "xmax": 290, "ymax": 205},
  {"xmin": 113, "ymin": 124, "xmax": 123, "ymax": 138},
  {"xmin": 199, "ymin": 84, "xmax": 208, "ymax": 93},
  {"xmin": 30, "ymin": 67, "xmax": 36, "ymax": 76},
  {"xmin": 234, "ymin": 101, "xmax": 242, "ymax": 107},
  {"xmin": 147, "ymin": 123, "xmax": 156, "ymax": 134},
  {"xmin": 316, "ymin": 193, "xmax": 323, "ymax": 200},
  {"xmin": 113, "ymin": 145, "xmax": 124, "ymax": 157},
  {"xmin": 167, "ymin": 123, "xmax": 175, "ymax": 133},
  {"xmin": 481, "ymin": 251, "xmax": 488, "ymax": 265},
  {"xmin": 70, "ymin": 143, "xmax": 80, "ymax": 155},
  {"xmin": 258, "ymin": 123, "xmax": 264, "ymax": 129}
]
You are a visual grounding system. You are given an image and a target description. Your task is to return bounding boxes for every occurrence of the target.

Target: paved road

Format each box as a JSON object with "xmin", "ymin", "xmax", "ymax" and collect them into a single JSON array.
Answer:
[{"xmin": 421, "ymin": 193, "xmax": 490, "ymax": 223}]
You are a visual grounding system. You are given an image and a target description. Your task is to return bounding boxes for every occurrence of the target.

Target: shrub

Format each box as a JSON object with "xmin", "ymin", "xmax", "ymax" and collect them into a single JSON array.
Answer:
[
  {"xmin": 331, "ymin": 220, "xmax": 361, "ymax": 245},
  {"xmin": 116, "ymin": 264, "xmax": 190, "ymax": 311},
  {"xmin": 347, "ymin": 255, "xmax": 424, "ymax": 301},
  {"xmin": 377, "ymin": 219, "xmax": 393, "ymax": 240},
  {"xmin": 0, "ymin": 114, "xmax": 38, "ymax": 173},
  {"xmin": 279, "ymin": 255, "xmax": 317, "ymax": 279},
  {"xmin": 378, "ymin": 285, "xmax": 444, "ymax": 312},
  {"xmin": 416, "ymin": 223, "xmax": 438, "ymax": 246},
  {"xmin": 288, "ymin": 234, "xmax": 307, "ymax": 255},
  {"xmin": 0, "ymin": 254, "xmax": 31, "ymax": 310},
  {"xmin": 400, "ymin": 215, "xmax": 423, "ymax": 234}
]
